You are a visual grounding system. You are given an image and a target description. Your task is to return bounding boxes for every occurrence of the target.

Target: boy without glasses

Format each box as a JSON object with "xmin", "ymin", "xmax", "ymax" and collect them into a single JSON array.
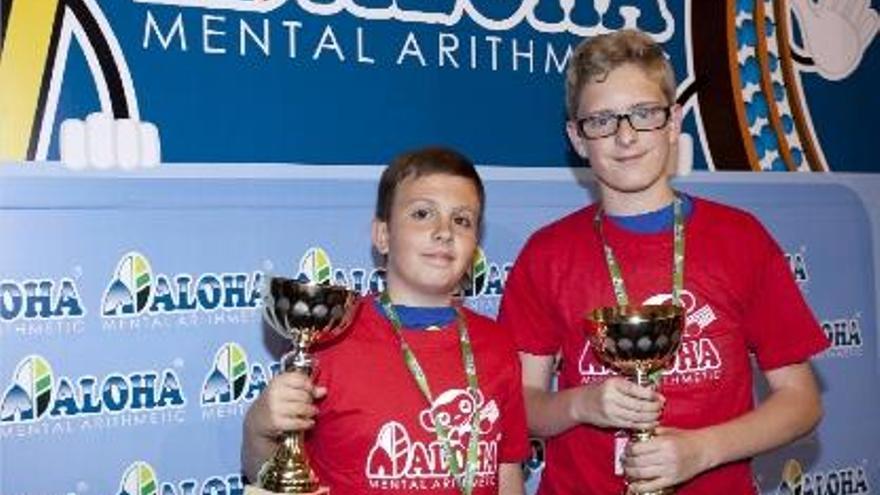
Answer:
[
  {"xmin": 243, "ymin": 147, "xmax": 529, "ymax": 494},
  {"xmin": 499, "ymin": 29, "xmax": 828, "ymax": 494}
]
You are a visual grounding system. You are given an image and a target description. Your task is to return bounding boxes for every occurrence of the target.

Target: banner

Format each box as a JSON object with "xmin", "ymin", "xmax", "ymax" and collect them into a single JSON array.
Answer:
[
  {"xmin": 0, "ymin": 1, "xmax": 878, "ymax": 171},
  {"xmin": 1, "ymin": 165, "xmax": 877, "ymax": 494}
]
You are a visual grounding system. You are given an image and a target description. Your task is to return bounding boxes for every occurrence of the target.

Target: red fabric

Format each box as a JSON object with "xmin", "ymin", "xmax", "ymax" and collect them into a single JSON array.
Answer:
[
  {"xmin": 499, "ymin": 197, "xmax": 829, "ymax": 495},
  {"xmin": 307, "ymin": 297, "xmax": 529, "ymax": 494}
]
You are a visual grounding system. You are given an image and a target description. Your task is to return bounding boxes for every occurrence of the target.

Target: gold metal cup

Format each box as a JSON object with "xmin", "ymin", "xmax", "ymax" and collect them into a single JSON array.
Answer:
[
  {"xmin": 587, "ymin": 305, "xmax": 684, "ymax": 495},
  {"xmin": 258, "ymin": 276, "xmax": 358, "ymax": 494}
]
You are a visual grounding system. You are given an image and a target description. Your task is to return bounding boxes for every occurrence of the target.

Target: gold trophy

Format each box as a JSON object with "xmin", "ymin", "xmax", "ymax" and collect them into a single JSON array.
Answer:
[
  {"xmin": 587, "ymin": 304, "xmax": 685, "ymax": 495},
  {"xmin": 253, "ymin": 276, "xmax": 358, "ymax": 494}
]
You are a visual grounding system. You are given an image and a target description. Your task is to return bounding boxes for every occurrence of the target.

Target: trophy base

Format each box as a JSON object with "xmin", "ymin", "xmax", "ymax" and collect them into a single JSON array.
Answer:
[{"xmin": 244, "ymin": 485, "xmax": 329, "ymax": 495}]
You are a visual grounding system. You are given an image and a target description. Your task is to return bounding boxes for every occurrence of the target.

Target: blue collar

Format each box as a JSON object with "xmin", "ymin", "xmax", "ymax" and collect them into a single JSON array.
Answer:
[
  {"xmin": 374, "ymin": 299, "xmax": 456, "ymax": 331},
  {"xmin": 608, "ymin": 194, "xmax": 694, "ymax": 234}
]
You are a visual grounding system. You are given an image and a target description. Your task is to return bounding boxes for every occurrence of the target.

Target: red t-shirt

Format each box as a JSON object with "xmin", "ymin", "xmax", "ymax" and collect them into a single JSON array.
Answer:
[
  {"xmin": 499, "ymin": 197, "xmax": 829, "ymax": 495},
  {"xmin": 308, "ymin": 297, "xmax": 530, "ymax": 494}
]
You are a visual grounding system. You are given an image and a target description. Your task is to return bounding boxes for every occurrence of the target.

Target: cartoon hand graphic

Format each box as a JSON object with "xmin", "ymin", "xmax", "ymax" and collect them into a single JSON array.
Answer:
[
  {"xmin": 60, "ymin": 113, "xmax": 161, "ymax": 170},
  {"xmin": 790, "ymin": 0, "xmax": 879, "ymax": 80}
]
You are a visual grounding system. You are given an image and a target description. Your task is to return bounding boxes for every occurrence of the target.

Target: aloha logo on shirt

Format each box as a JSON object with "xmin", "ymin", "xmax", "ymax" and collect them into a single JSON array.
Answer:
[
  {"xmin": 365, "ymin": 388, "xmax": 501, "ymax": 490},
  {"xmin": 578, "ymin": 290, "xmax": 722, "ymax": 385}
]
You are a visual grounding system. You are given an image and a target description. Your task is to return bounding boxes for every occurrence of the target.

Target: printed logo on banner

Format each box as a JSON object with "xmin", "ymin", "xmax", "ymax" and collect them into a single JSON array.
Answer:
[
  {"xmin": 200, "ymin": 342, "xmax": 278, "ymax": 420},
  {"xmin": 777, "ymin": 459, "xmax": 870, "ymax": 495},
  {"xmin": 293, "ymin": 246, "xmax": 510, "ymax": 316},
  {"xmin": 100, "ymin": 251, "xmax": 263, "ymax": 331},
  {"xmin": 0, "ymin": 355, "xmax": 54, "ymax": 423},
  {"xmin": 0, "ymin": 354, "xmax": 185, "ymax": 437},
  {"xmin": 522, "ymin": 438, "xmax": 546, "ymax": 482},
  {"xmin": 819, "ymin": 314, "xmax": 864, "ymax": 359},
  {"xmin": 136, "ymin": 1, "xmax": 676, "ymax": 75},
  {"xmin": 460, "ymin": 247, "xmax": 512, "ymax": 316},
  {"xmin": 785, "ymin": 250, "xmax": 810, "ymax": 285},
  {"xmin": 118, "ymin": 460, "xmax": 245, "ymax": 495},
  {"xmin": 0, "ymin": 274, "xmax": 86, "ymax": 337},
  {"xmin": 295, "ymin": 246, "xmax": 385, "ymax": 295}
]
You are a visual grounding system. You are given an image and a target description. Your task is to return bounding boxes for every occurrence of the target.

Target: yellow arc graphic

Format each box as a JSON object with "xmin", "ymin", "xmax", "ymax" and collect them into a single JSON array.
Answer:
[{"xmin": 0, "ymin": 0, "xmax": 62, "ymax": 161}]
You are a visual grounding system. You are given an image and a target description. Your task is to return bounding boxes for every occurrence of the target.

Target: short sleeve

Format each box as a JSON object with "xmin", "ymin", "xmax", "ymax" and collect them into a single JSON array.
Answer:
[
  {"xmin": 498, "ymin": 233, "xmax": 563, "ymax": 356},
  {"xmin": 741, "ymin": 221, "xmax": 829, "ymax": 370}
]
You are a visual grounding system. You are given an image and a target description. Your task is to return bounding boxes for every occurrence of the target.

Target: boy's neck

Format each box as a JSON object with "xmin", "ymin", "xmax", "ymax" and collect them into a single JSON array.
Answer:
[{"xmin": 599, "ymin": 184, "xmax": 676, "ymax": 216}]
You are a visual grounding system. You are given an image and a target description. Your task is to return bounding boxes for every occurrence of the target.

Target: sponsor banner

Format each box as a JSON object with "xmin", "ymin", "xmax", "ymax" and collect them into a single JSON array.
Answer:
[
  {"xmin": 0, "ymin": 1, "xmax": 877, "ymax": 171},
  {"xmin": 0, "ymin": 168, "xmax": 878, "ymax": 494}
]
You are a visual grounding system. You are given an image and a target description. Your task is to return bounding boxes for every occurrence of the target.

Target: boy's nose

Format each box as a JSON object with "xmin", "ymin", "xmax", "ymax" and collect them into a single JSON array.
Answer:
[
  {"xmin": 615, "ymin": 116, "xmax": 638, "ymax": 145},
  {"xmin": 433, "ymin": 217, "xmax": 453, "ymax": 242}
]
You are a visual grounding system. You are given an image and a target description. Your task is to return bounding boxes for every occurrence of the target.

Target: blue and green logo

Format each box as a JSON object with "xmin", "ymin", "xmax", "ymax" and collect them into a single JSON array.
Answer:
[
  {"xmin": 103, "ymin": 252, "xmax": 154, "ymax": 316},
  {"xmin": 0, "ymin": 355, "xmax": 185, "ymax": 425},
  {"xmin": 201, "ymin": 343, "xmax": 250, "ymax": 404},
  {"xmin": 118, "ymin": 461, "xmax": 158, "ymax": 495},
  {"xmin": 118, "ymin": 460, "xmax": 245, "ymax": 495},
  {"xmin": 0, "ymin": 355, "xmax": 53, "ymax": 422},
  {"xmin": 297, "ymin": 247, "xmax": 334, "ymax": 285},
  {"xmin": 460, "ymin": 247, "xmax": 510, "ymax": 298},
  {"xmin": 102, "ymin": 251, "xmax": 262, "ymax": 317}
]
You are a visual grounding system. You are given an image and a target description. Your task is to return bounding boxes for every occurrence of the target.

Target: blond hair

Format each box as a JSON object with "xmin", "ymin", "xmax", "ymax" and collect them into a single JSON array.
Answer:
[{"xmin": 565, "ymin": 29, "xmax": 676, "ymax": 119}]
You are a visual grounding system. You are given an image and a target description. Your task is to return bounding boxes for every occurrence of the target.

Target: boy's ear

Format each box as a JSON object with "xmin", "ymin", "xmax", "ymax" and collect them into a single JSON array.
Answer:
[
  {"xmin": 667, "ymin": 104, "xmax": 683, "ymax": 144},
  {"xmin": 565, "ymin": 120, "xmax": 589, "ymax": 160},
  {"xmin": 371, "ymin": 218, "xmax": 390, "ymax": 256}
]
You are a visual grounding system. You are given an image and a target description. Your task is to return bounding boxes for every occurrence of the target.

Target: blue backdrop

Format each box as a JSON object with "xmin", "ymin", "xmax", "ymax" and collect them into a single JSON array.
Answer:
[{"xmin": 0, "ymin": 165, "xmax": 877, "ymax": 494}]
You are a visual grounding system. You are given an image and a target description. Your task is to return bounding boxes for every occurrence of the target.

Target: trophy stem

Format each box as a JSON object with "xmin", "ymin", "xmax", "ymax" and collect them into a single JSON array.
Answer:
[
  {"xmin": 258, "ymin": 336, "xmax": 320, "ymax": 494},
  {"xmin": 624, "ymin": 368, "xmax": 675, "ymax": 495},
  {"xmin": 258, "ymin": 431, "xmax": 320, "ymax": 494},
  {"xmin": 631, "ymin": 368, "xmax": 655, "ymax": 442}
]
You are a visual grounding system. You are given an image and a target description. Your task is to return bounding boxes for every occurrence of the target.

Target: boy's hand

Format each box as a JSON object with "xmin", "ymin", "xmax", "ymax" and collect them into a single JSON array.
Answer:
[
  {"xmin": 573, "ymin": 377, "xmax": 664, "ymax": 430},
  {"xmin": 249, "ymin": 372, "xmax": 327, "ymax": 438},
  {"xmin": 623, "ymin": 427, "xmax": 712, "ymax": 492}
]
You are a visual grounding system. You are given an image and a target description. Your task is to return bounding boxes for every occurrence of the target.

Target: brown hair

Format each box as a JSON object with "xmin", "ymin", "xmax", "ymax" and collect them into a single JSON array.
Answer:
[
  {"xmin": 375, "ymin": 147, "xmax": 485, "ymax": 226},
  {"xmin": 565, "ymin": 29, "xmax": 676, "ymax": 119}
]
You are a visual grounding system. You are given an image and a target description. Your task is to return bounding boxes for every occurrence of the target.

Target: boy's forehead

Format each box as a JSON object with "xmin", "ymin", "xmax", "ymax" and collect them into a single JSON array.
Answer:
[
  {"xmin": 577, "ymin": 66, "xmax": 667, "ymax": 112},
  {"xmin": 393, "ymin": 173, "xmax": 481, "ymax": 206}
]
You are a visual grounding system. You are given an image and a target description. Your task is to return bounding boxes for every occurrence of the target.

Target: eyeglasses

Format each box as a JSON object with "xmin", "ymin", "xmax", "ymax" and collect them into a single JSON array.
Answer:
[{"xmin": 575, "ymin": 105, "xmax": 672, "ymax": 139}]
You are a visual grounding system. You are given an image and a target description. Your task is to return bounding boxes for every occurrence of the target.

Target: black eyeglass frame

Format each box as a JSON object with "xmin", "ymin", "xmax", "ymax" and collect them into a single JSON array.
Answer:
[{"xmin": 575, "ymin": 105, "xmax": 673, "ymax": 140}]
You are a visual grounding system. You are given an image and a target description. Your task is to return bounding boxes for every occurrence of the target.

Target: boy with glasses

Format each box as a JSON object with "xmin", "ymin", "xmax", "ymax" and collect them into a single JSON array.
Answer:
[{"xmin": 498, "ymin": 29, "xmax": 828, "ymax": 494}]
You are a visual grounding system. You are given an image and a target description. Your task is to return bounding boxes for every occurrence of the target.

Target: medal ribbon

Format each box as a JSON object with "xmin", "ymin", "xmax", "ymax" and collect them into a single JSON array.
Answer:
[
  {"xmin": 593, "ymin": 196, "xmax": 686, "ymax": 306},
  {"xmin": 379, "ymin": 292, "xmax": 481, "ymax": 495}
]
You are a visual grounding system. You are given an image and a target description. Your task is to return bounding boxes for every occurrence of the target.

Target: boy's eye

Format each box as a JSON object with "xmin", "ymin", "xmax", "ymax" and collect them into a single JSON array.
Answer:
[
  {"xmin": 585, "ymin": 114, "xmax": 612, "ymax": 129},
  {"xmin": 631, "ymin": 107, "xmax": 651, "ymax": 119},
  {"xmin": 453, "ymin": 215, "xmax": 474, "ymax": 228},
  {"xmin": 410, "ymin": 207, "xmax": 433, "ymax": 220}
]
